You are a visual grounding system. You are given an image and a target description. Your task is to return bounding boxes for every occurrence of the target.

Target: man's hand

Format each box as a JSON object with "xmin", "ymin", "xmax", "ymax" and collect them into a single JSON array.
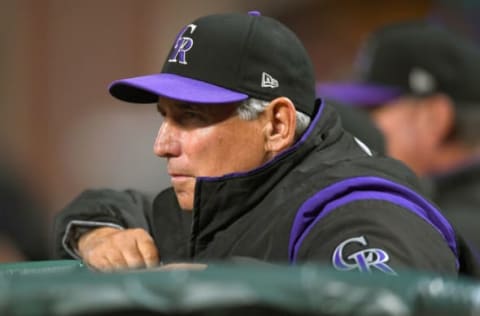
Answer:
[{"xmin": 78, "ymin": 227, "xmax": 159, "ymax": 271}]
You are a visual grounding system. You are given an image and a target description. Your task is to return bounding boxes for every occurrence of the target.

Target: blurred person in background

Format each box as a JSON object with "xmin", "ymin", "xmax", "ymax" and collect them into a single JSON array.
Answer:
[
  {"xmin": 0, "ymin": 10, "xmax": 50, "ymax": 263},
  {"xmin": 0, "ymin": 161, "xmax": 50, "ymax": 262},
  {"xmin": 318, "ymin": 20, "xmax": 480, "ymax": 253}
]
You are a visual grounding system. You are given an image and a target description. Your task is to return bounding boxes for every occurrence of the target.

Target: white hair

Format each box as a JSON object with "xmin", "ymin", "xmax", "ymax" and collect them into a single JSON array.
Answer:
[{"xmin": 237, "ymin": 98, "xmax": 311, "ymax": 140}]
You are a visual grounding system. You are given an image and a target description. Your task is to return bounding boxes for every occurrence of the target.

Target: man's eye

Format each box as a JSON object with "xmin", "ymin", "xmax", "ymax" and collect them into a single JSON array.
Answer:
[
  {"xmin": 184, "ymin": 111, "xmax": 198, "ymax": 118},
  {"xmin": 182, "ymin": 111, "xmax": 205, "ymax": 121}
]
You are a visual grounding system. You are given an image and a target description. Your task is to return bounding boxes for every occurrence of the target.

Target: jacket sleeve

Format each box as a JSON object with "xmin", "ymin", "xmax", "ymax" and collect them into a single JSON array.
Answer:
[
  {"xmin": 294, "ymin": 199, "xmax": 458, "ymax": 276},
  {"xmin": 52, "ymin": 188, "xmax": 154, "ymax": 259}
]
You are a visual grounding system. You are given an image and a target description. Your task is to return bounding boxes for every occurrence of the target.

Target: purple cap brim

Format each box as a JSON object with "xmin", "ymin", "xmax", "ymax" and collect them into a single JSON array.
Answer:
[
  {"xmin": 316, "ymin": 83, "xmax": 404, "ymax": 107},
  {"xmin": 109, "ymin": 73, "xmax": 249, "ymax": 104}
]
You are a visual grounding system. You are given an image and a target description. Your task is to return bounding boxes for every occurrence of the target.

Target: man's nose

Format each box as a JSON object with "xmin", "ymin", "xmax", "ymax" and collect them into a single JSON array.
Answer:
[{"xmin": 153, "ymin": 120, "xmax": 181, "ymax": 157}]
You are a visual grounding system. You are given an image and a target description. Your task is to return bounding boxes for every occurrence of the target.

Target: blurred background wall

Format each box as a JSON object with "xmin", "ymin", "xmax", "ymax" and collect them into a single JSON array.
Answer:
[{"xmin": 1, "ymin": 0, "xmax": 479, "ymax": 256}]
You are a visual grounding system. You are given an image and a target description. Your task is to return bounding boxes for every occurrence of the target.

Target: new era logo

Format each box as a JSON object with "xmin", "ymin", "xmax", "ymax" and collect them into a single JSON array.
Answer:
[
  {"xmin": 261, "ymin": 72, "xmax": 279, "ymax": 88},
  {"xmin": 409, "ymin": 67, "xmax": 436, "ymax": 94}
]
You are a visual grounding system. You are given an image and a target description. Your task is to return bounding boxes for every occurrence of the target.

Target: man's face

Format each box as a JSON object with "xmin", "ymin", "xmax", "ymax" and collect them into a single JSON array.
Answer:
[
  {"xmin": 154, "ymin": 98, "xmax": 270, "ymax": 210},
  {"xmin": 369, "ymin": 97, "xmax": 434, "ymax": 175}
]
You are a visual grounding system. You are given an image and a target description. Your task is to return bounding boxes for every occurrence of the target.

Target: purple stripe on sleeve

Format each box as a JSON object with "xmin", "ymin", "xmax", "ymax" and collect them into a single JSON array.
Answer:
[{"xmin": 288, "ymin": 176, "xmax": 458, "ymax": 268}]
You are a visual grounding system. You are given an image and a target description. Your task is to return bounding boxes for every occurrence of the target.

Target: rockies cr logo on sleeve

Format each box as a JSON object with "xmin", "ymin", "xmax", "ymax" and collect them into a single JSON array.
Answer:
[{"xmin": 332, "ymin": 236, "xmax": 397, "ymax": 275}]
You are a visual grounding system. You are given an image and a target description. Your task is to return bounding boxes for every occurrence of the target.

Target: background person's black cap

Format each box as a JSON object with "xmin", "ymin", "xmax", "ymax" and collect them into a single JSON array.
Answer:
[
  {"xmin": 109, "ymin": 11, "xmax": 316, "ymax": 116},
  {"xmin": 317, "ymin": 20, "xmax": 480, "ymax": 108},
  {"xmin": 327, "ymin": 99, "xmax": 386, "ymax": 155}
]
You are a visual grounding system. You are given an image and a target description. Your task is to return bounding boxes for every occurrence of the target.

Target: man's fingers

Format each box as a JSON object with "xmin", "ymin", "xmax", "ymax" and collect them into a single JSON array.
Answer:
[
  {"xmin": 135, "ymin": 233, "xmax": 160, "ymax": 268},
  {"xmin": 83, "ymin": 246, "xmax": 129, "ymax": 271},
  {"xmin": 122, "ymin": 247, "xmax": 148, "ymax": 269},
  {"xmin": 78, "ymin": 227, "xmax": 121, "ymax": 257},
  {"xmin": 78, "ymin": 228, "xmax": 159, "ymax": 271},
  {"xmin": 89, "ymin": 257, "xmax": 112, "ymax": 272},
  {"xmin": 105, "ymin": 254, "xmax": 131, "ymax": 271}
]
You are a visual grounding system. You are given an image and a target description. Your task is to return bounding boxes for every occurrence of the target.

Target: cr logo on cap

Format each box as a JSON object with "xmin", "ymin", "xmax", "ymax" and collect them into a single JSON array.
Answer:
[{"xmin": 168, "ymin": 24, "xmax": 197, "ymax": 65}]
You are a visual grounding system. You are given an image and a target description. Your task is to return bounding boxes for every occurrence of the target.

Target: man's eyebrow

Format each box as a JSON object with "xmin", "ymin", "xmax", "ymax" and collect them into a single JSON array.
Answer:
[
  {"xmin": 177, "ymin": 102, "xmax": 201, "ymax": 111},
  {"xmin": 156, "ymin": 101, "xmax": 203, "ymax": 113}
]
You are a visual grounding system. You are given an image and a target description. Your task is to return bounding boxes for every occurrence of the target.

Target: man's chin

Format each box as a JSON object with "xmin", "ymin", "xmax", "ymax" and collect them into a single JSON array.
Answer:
[
  {"xmin": 173, "ymin": 190, "xmax": 194, "ymax": 211},
  {"xmin": 180, "ymin": 206, "xmax": 193, "ymax": 212}
]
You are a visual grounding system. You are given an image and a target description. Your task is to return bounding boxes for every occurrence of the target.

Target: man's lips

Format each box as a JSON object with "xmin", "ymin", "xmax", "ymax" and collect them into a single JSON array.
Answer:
[
  {"xmin": 168, "ymin": 165, "xmax": 194, "ymax": 182},
  {"xmin": 169, "ymin": 173, "xmax": 194, "ymax": 183}
]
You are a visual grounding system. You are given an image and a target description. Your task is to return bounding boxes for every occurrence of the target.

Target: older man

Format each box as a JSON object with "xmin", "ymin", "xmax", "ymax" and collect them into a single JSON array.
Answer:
[
  {"xmin": 318, "ymin": 20, "xmax": 480, "ymax": 257},
  {"xmin": 54, "ymin": 12, "xmax": 473, "ymax": 277}
]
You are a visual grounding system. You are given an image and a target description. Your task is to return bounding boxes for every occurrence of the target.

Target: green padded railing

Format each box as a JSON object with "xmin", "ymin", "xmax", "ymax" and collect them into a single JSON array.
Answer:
[
  {"xmin": 0, "ymin": 260, "xmax": 85, "ymax": 278},
  {"xmin": 0, "ymin": 261, "xmax": 479, "ymax": 316}
]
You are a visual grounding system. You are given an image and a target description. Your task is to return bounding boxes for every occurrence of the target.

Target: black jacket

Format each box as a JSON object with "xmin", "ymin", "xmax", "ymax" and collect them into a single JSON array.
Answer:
[
  {"xmin": 430, "ymin": 161, "xmax": 480, "ymax": 255},
  {"xmin": 54, "ymin": 102, "xmax": 471, "ymax": 277}
]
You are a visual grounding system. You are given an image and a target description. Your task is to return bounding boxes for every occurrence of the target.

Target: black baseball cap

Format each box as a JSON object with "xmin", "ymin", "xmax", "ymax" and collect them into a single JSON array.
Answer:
[
  {"xmin": 109, "ymin": 11, "xmax": 316, "ymax": 116},
  {"xmin": 317, "ymin": 20, "xmax": 480, "ymax": 108}
]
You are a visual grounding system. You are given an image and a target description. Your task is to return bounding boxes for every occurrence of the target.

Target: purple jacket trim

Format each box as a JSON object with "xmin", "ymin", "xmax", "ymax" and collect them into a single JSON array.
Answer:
[{"xmin": 288, "ymin": 176, "xmax": 458, "ymax": 268}]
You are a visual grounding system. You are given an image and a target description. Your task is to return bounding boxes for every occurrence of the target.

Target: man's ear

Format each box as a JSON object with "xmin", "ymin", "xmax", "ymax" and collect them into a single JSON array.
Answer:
[{"xmin": 263, "ymin": 97, "xmax": 297, "ymax": 155}]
